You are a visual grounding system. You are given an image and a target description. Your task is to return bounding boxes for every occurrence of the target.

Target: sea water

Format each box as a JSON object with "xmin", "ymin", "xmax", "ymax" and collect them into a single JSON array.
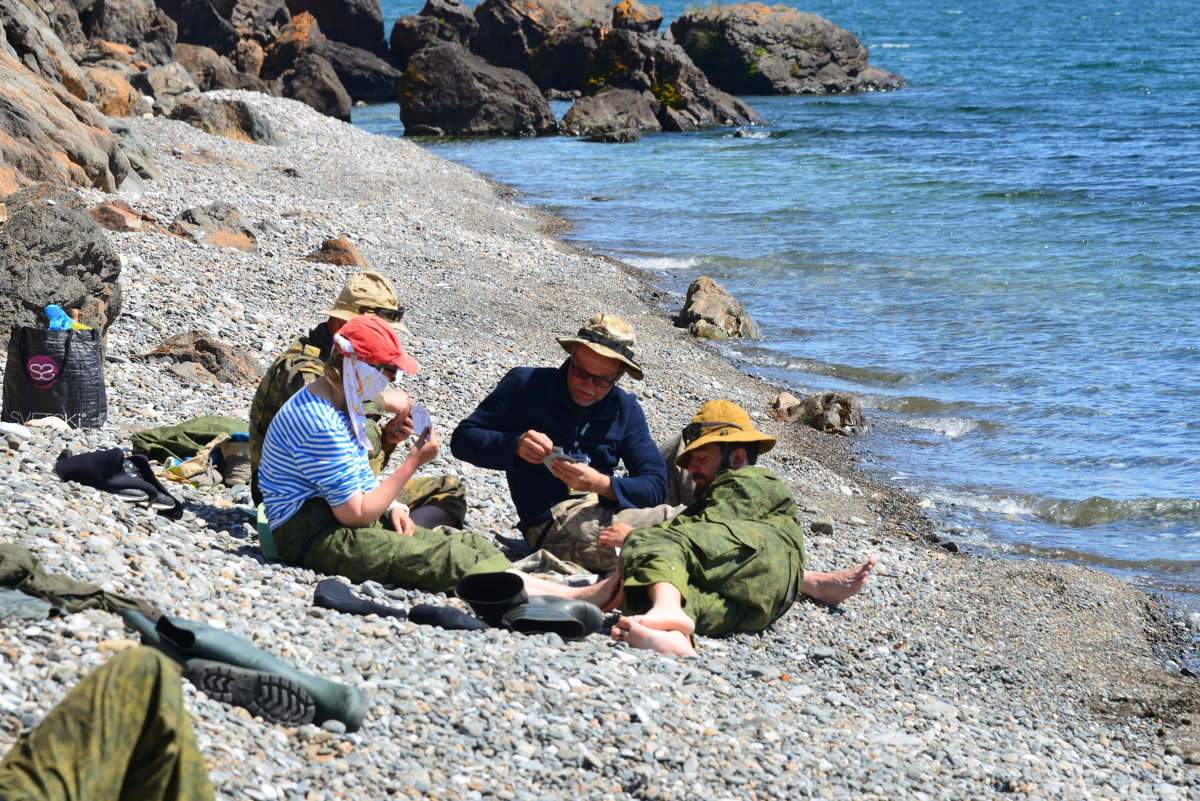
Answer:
[{"xmin": 360, "ymin": 0, "xmax": 1200, "ymax": 603}]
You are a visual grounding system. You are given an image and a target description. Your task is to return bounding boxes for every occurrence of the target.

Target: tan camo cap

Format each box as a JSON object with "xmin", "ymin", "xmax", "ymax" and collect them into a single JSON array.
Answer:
[
  {"xmin": 675, "ymin": 400, "xmax": 776, "ymax": 467},
  {"xmin": 322, "ymin": 271, "xmax": 410, "ymax": 334},
  {"xmin": 556, "ymin": 313, "xmax": 643, "ymax": 380}
]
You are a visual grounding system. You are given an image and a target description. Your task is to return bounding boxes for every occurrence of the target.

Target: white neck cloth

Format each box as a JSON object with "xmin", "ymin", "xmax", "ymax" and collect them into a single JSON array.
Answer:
[{"xmin": 334, "ymin": 333, "xmax": 390, "ymax": 451}]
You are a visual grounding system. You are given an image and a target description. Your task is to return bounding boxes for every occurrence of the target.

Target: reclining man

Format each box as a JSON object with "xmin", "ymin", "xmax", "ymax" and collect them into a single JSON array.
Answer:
[
  {"xmin": 450, "ymin": 313, "xmax": 670, "ymax": 572},
  {"xmin": 562, "ymin": 400, "xmax": 876, "ymax": 656},
  {"xmin": 249, "ymin": 271, "xmax": 464, "ymax": 530}
]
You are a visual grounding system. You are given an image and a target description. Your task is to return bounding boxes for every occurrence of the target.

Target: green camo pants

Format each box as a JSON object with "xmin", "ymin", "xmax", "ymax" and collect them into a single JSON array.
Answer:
[
  {"xmin": 0, "ymin": 647, "xmax": 213, "ymax": 801},
  {"xmin": 274, "ymin": 497, "xmax": 510, "ymax": 594}
]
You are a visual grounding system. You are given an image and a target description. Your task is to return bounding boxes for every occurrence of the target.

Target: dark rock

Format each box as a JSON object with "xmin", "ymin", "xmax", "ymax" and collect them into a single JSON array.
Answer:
[
  {"xmin": 612, "ymin": 0, "xmax": 661, "ymax": 33},
  {"xmin": 285, "ymin": 0, "xmax": 385, "ymax": 54},
  {"xmin": 232, "ymin": 38, "xmax": 266, "ymax": 76},
  {"xmin": 230, "ymin": 0, "xmax": 293, "ymax": 44},
  {"xmin": 389, "ymin": 0, "xmax": 477, "ymax": 68},
  {"xmin": 0, "ymin": 183, "xmax": 122, "ymax": 341},
  {"xmin": 168, "ymin": 96, "xmax": 280, "ymax": 144},
  {"xmin": 107, "ymin": 120, "xmax": 163, "ymax": 180},
  {"xmin": 583, "ymin": 128, "xmax": 639, "ymax": 143},
  {"xmin": 677, "ymin": 275, "xmax": 760, "ymax": 339},
  {"xmin": 264, "ymin": 11, "xmax": 322, "ymax": 74},
  {"xmin": 583, "ymin": 29, "xmax": 764, "ymax": 131},
  {"xmin": 136, "ymin": 331, "xmax": 263, "ymax": 385},
  {"xmin": 77, "ymin": 0, "xmax": 178, "ymax": 66},
  {"xmin": 527, "ymin": 23, "xmax": 603, "ymax": 94},
  {"xmin": 174, "ymin": 43, "xmax": 273, "ymax": 93},
  {"xmin": 279, "ymin": 50, "xmax": 352, "ymax": 120},
  {"xmin": 561, "ymin": 86, "xmax": 660, "ymax": 136},
  {"xmin": 303, "ymin": 237, "xmax": 371, "ymax": 268},
  {"xmin": 397, "ymin": 41, "xmax": 556, "ymax": 137},
  {"xmin": 774, "ymin": 391, "xmax": 868, "ymax": 437},
  {"xmin": 472, "ymin": 0, "xmax": 612, "ymax": 72},
  {"xmin": 809, "ymin": 518, "xmax": 835, "ymax": 536},
  {"xmin": 34, "ymin": 0, "xmax": 90, "ymax": 53},
  {"xmin": 311, "ymin": 39, "xmax": 401, "ymax": 103},
  {"xmin": 0, "ymin": 0, "xmax": 96, "ymax": 100},
  {"xmin": 0, "ymin": 51, "xmax": 131, "ymax": 193},
  {"xmin": 670, "ymin": 3, "xmax": 905, "ymax": 95},
  {"xmin": 168, "ymin": 202, "xmax": 259, "ymax": 251},
  {"xmin": 129, "ymin": 61, "xmax": 199, "ymax": 115},
  {"xmin": 156, "ymin": 0, "xmax": 240, "ymax": 54}
]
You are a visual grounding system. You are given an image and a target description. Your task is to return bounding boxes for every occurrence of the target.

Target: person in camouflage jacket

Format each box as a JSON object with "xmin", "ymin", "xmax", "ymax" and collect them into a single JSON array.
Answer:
[
  {"xmin": 574, "ymin": 400, "xmax": 877, "ymax": 656},
  {"xmin": 248, "ymin": 272, "xmax": 465, "ymax": 528}
]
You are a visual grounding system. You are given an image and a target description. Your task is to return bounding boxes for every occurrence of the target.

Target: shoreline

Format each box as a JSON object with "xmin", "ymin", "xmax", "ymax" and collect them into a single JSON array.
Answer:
[{"xmin": 3, "ymin": 91, "xmax": 1200, "ymax": 797}]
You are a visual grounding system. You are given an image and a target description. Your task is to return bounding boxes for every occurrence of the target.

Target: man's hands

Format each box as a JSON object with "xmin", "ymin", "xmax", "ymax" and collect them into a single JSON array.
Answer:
[
  {"xmin": 382, "ymin": 411, "xmax": 415, "ymax": 445},
  {"xmin": 406, "ymin": 428, "xmax": 440, "ymax": 469},
  {"xmin": 547, "ymin": 458, "xmax": 612, "ymax": 497},
  {"xmin": 516, "ymin": 429, "xmax": 554, "ymax": 464},
  {"xmin": 597, "ymin": 521, "xmax": 632, "ymax": 549}
]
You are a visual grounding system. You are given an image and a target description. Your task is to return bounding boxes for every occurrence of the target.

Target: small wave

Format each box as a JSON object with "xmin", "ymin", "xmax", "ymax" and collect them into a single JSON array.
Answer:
[
  {"xmin": 873, "ymin": 43, "xmax": 912, "ymax": 49},
  {"xmin": 731, "ymin": 128, "xmax": 770, "ymax": 139},
  {"xmin": 1029, "ymin": 495, "xmax": 1200, "ymax": 528},
  {"xmin": 624, "ymin": 256, "xmax": 699, "ymax": 272},
  {"xmin": 927, "ymin": 489, "xmax": 1036, "ymax": 516},
  {"xmin": 905, "ymin": 416, "xmax": 979, "ymax": 439}
]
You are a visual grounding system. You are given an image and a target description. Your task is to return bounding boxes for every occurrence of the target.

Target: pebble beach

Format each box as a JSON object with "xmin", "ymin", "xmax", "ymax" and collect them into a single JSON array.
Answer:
[{"xmin": 2, "ymin": 92, "xmax": 1200, "ymax": 799}]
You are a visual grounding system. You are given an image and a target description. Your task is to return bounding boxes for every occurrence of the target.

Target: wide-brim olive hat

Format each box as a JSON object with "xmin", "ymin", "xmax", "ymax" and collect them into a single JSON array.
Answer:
[
  {"xmin": 556, "ymin": 313, "xmax": 643, "ymax": 381},
  {"xmin": 675, "ymin": 400, "xmax": 776, "ymax": 467},
  {"xmin": 322, "ymin": 271, "xmax": 410, "ymax": 335}
]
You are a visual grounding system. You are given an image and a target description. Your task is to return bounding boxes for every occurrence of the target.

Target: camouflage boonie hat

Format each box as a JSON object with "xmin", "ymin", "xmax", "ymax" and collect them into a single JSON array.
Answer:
[
  {"xmin": 322, "ymin": 272, "xmax": 410, "ymax": 334},
  {"xmin": 676, "ymin": 400, "xmax": 776, "ymax": 467},
  {"xmin": 556, "ymin": 313, "xmax": 643, "ymax": 380}
]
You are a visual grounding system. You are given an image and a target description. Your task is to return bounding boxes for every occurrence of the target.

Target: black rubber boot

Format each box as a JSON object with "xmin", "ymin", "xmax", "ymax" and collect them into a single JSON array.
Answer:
[
  {"xmin": 502, "ymin": 596, "xmax": 604, "ymax": 641},
  {"xmin": 125, "ymin": 610, "xmax": 367, "ymax": 732},
  {"xmin": 184, "ymin": 660, "xmax": 316, "ymax": 727}
]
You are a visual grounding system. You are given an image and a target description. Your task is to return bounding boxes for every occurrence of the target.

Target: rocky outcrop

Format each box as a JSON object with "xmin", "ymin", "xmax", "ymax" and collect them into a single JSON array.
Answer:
[
  {"xmin": 560, "ymin": 86, "xmax": 660, "ymax": 136},
  {"xmin": 397, "ymin": 41, "xmax": 556, "ymax": 137},
  {"xmin": 472, "ymin": 0, "xmax": 612, "ymax": 72},
  {"xmin": 107, "ymin": 121, "xmax": 163, "ymax": 180},
  {"xmin": 156, "ymin": 0, "xmax": 240, "ymax": 54},
  {"xmin": 229, "ymin": 0, "xmax": 293, "ymax": 44},
  {"xmin": 130, "ymin": 61, "xmax": 200, "ymax": 115},
  {"xmin": 0, "ymin": 183, "xmax": 123, "ymax": 339},
  {"xmin": 676, "ymin": 275, "xmax": 760, "ymax": 339},
  {"xmin": 583, "ymin": 30, "xmax": 764, "ymax": 131},
  {"xmin": 168, "ymin": 97, "xmax": 280, "ymax": 144},
  {"xmin": 285, "ymin": 0, "xmax": 385, "ymax": 54},
  {"xmin": 526, "ymin": 24, "xmax": 603, "ymax": 94},
  {"xmin": 670, "ymin": 3, "xmax": 905, "ymax": 95},
  {"xmin": 311, "ymin": 40, "xmax": 401, "ymax": 103},
  {"xmin": 389, "ymin": 0, "xmax": 478, "ymax": 68},
  {"xmin": 771, "ymin": 390, "xmax": 868, "ymax": 436},
  {"xmin": 76, "ymin": 0, "xmax": 178, "ymax": 66},
  {"xmin": 168, "ymin": 202, "xmax": 259, "ymax": 251},
  {"xmin": 174, "ymin": 43, "xmax": 273, "ymax": 93},
  {"xmin": 136, "ymin": 331, "xmax": 263, "ymax": 385},
  {"xmin": 0, "ymin": 50, "xmax": 131, "ymax": 194},
  {"xmin": 279, "ymin": 51, "xmax": 352, "ymax": 121},
  {"xmin": 612, "ymin": 0, "xmax": 661, "ymax": 33},
  {"xmin": 90, "ymin": 199, "xmax": 159, "ymax": 232},
  {"xmin": 84, "ymin": 66, "xmax": 148, "ymax": 116},
  {"xmin": 1, "ymin": 0, "xmax": 96, "ymax": 100}
]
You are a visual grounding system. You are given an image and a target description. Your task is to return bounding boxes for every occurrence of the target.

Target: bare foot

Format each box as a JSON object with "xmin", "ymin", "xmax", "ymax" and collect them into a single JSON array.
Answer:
[
  {"xmin": 801, "ymin": 555, "xmax": 878, "ymax": 606},
  {"xmin": 627, "ymin": 605, "xmax": 696, "ymax": 638},
  {"xmin": 575, "ymin": 570, "xmax": 623, "ymax": 612},
  {"xmin": 612, "ymin": 617, "xmax": 696, "ymax": 656}
]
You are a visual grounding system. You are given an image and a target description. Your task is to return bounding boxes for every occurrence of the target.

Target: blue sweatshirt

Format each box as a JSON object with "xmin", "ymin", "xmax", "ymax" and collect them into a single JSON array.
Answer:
[{"xmin": 450, "ymin": 362, "xmax": 668, "ymax": 531}]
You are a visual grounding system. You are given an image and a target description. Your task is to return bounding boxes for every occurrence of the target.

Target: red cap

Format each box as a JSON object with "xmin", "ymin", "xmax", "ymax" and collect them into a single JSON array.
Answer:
[{"xmin": 336, "ymin": 315, "xmax": 419, "ymax": 374}]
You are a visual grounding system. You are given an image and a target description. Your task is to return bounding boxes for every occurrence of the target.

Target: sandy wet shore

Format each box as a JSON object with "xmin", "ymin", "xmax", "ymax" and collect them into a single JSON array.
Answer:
[{"xmin": 2, "ymin": 92, "xmax": 1199, "ymax": 799}]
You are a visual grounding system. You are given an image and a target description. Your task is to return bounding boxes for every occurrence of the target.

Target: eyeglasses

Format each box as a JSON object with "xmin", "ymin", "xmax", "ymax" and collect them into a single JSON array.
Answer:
[
  {"xmin": 370, "ymin": 363, "xmax": 400, "ymax": 380},
  {"xmin": 682, "ymin": 421, "xmax": 743, "ymax": 445},
  {"xmin": 353, "ymin": 305, "xmax": 404, "ymax": 323},
  {"xmin": 569, "ymin": 356, "xmax": 621, "ymax": 390}
]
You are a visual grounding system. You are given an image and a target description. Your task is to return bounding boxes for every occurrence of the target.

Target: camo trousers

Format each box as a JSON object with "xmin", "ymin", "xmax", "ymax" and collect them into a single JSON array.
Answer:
[{"xmin": 0, "ymin": 646, "xmax": 213, "ymax": 801}]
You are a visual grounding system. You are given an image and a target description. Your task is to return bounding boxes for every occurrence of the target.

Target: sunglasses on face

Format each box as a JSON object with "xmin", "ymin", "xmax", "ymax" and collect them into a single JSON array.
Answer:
[
  {"xmin": 354, "ymin": 305, "xmax": 404, "ymax": 323},
  {"xmin": 569, "ymin": 356, "xmax": 621, "ymax": 390},
  {"xmin": 681, "ymin": 421, "xmax": 743, "ymax": 445}
]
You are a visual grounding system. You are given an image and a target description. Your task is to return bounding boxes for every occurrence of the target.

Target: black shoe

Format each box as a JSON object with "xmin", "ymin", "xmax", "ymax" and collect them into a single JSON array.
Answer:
[{"xmin": 184, "ymin": 659, "xmax": 316, "ymax": 727}]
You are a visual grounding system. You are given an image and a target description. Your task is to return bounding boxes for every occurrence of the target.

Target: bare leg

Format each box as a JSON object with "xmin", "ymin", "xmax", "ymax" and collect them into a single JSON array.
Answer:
[
  {"xmin": 801, "ymin": 555, "xmax": 877, "ymax": 606},
  {"xmin": 508, "ymin": 569, "xmax": 623, "ymax": 612},
  {"xmin": 612, "ymin": 616, "xmax": 696, "ymax": 656},
  {"xmin": 627, "ymin": 582, "xmax": 695, "ymax": 637}
]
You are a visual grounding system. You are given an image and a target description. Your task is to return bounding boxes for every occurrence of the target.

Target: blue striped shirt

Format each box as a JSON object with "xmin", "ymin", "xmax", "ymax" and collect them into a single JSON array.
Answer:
[{"xmin": 259, "ymin": 387, "xmax": 377, "ymax": 530}]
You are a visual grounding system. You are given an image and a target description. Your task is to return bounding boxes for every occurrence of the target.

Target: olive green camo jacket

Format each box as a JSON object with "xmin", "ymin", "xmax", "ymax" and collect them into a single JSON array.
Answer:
[{"xmin": 620, "ymin": 465, "xmax": 807, "ymax": 637}]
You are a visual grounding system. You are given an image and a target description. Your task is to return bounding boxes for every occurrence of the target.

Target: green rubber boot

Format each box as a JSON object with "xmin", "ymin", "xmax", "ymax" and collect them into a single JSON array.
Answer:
[{"xmin": 124, "ymin": 610, "xmax": 366, "ymax": 732}]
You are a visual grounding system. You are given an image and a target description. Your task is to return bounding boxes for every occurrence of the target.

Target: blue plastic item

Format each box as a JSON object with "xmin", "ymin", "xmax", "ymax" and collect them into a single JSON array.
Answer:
[{"xmin": 44, "ymin": 305, "xmax": 73, "ymax": 330}]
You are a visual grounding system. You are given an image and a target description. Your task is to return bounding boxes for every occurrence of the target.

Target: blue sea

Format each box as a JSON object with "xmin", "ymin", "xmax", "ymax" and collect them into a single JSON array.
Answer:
[{"xmin": 360, "ymin": 0, "xmax": 1200, "ymax": 603}]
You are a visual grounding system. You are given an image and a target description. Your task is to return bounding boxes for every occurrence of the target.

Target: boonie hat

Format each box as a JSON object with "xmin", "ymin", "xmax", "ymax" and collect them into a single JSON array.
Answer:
[
  {"xmin": 675, "ymin": 400, "xmax": 776, "ymax": 467},
  {"xmin": 556, "ymin": 313, "xmax": 643, "ymax": 381},
  {"xmin": 322, "ymin": 272, "xmax": 410, "ymax": 334},
  {"xmin": 334, "ymin": 315, "xmax": 420, "ymax": 374}
]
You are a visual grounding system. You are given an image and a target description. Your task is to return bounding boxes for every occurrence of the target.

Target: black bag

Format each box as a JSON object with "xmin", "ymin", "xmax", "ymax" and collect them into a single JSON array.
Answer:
[{"xmin": 2, "ymin": 326, "xmax": 107, "ymax": 428}]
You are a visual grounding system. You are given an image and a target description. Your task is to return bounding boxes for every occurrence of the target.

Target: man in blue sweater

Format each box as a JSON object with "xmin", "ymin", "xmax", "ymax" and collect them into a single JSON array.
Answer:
[{"xmin": 451, "ymin": 314, "xmax": 669, "ymax": 572}]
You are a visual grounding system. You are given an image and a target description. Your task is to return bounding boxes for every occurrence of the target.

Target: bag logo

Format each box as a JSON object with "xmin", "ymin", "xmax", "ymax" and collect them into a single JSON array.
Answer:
[{"xmin": 26, "ymin": 355, "xmax": 60, "ymax": 389}]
